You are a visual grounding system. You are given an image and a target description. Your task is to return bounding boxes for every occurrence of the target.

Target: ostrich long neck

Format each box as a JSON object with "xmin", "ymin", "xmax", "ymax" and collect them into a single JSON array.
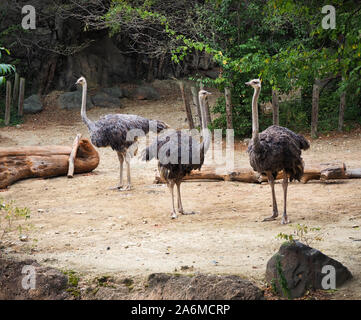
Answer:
[
  {"xmin": 81, "ymin": 81, "xmax": 95, "ymax": 131},
  {"xmin": 200, "ymin": 96, "xmax": 211, "ymax": 154},
  {"xmin": 252, "ymin": 86, "xmax": 261, "ymax": 147}
]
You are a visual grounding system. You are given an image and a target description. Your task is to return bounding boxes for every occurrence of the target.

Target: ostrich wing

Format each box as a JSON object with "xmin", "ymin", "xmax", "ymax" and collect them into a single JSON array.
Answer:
[
  {"xmin": 248, "ymin": 125, "xmax": 309, "ymax": 181},
  {"xmin": 92, "ymin": 114, "xmax": 168, "ymax": 151},
  {"xmin": 142, "ymin": 130, "xmax": 204, "ymax": 169}
]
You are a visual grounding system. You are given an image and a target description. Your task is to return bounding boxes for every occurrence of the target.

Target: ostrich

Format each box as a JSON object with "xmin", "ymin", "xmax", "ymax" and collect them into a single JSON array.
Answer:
[
  {"xmin": 76, "ymin": 76, "xmax": 168, "ymax": 190},
  {"xmin": 246, "ymin": 79, "xmax": 310, "ymax": 224},
  {"xmin": 142, "ymin": 89, "xmax": 212, "ymax": 219}
]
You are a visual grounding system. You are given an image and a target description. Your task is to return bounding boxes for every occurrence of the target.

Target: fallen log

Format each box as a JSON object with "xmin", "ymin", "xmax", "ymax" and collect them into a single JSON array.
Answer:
[
  {"xmin": 154, "ymin": 162, "xmax": 350, "ymax": 184},
  {"xmin": 346, "ymin": 168, "xmax": 361, "ymax": 179},
  {"xmin": 0, "ymin": 138, "xmax": 99, "ymax": 189}
]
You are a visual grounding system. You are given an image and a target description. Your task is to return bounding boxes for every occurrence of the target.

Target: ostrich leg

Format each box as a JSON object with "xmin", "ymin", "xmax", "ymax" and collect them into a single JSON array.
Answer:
[
  {"xmin": 176, "ymin": 181, "xmax": 196, "ymax": 215},
  {"xmin": 168, "ymin": 181, "xmax": 177, "ymax": 219},
  {"xmin": 281, "ymin": 170, "xmax": 290, "ymax": 224},
  {"xmin": 263, "ymin": 172, "xmax": 279, "ymax": 221},
  {"xmin": 110, "ymin": 151, "xmax": 124, "ymax": 190},
  {"xmin": 122, "ymin": 157, "xmax": 133, "ymax": 191}
]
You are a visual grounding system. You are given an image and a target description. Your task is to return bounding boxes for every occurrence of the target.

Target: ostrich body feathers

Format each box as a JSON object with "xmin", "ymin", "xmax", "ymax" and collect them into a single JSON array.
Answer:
[
  {"xmin": 142, "ymin": 130, "xmax": 205, "ymax": 181},
  {"xmin": 88, "ymin": 114, "xmax": 168, "ymax": 154},
  {"xmin": 248, "ymin": 125, "xmax": 310, "ymax": 181}
]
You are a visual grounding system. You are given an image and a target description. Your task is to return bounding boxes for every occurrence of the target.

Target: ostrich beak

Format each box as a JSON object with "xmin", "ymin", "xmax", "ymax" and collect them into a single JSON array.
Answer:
[{"xmin": 245, "ymin": 82, "xmax": 251, "ymax": 86}]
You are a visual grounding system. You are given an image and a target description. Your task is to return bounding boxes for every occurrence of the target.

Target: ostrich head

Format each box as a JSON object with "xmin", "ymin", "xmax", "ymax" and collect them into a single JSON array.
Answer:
[
  {"xmin": 198, "ymin": 89, "xmax": 212, "ymax": 100},
  {"xmin": 245, "ymin": 79, "xmax": 261, "ymax": 89},
  {"xmin": 75, "ymin": 76, "xmax": 86, "ymax": 86}
]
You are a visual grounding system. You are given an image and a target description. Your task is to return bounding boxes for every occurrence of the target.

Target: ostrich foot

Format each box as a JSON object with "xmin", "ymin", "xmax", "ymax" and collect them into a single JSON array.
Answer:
[
  {"xmin": 109, "ymin": 185, "xmax": 123, "ymax": 190},
  {"xmin": 171, "ymin": 211, "xmax": 178, "ymax": 219},
  {"xmin": 179, "ymin": 210, "xmax": 197, "ymax": 215},
  {"xmin": 118, "ymin": 184, "xmax": 133, "ymax": 191},
  {"xmin": 281, "ymin": 216, "xmax": 290, "ymax": 225},
  {"xmin": 262, "ymin": 213, "xmax": 278, "ymax": 222}
]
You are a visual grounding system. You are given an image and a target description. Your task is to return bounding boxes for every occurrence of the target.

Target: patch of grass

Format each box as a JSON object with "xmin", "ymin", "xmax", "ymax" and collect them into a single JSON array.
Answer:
[
  {"xmin": 62, "ymin": 270, "xmax": 81, "ymax": 299},
  {"xmin": 0, "ymin": 198, "xmax": 31, "ymax": 245},
  {"xmin": 123, "ymin": 278, "xmax": 134, "ymax": 292},
  {"xmin": 270, "ymin": 278, "xmax": 279, "ymax": 295},
  {"xmin": 95, "ymin": 275, "xmax": 115, "ymax": 288},
  {"xmin": 275, "ymin": 254, "xmax": 291, "ymax": 300}
]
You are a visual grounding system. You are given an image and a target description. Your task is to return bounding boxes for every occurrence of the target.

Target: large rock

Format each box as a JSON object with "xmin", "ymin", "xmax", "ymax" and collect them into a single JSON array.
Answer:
[
  {"xmin": 0, "ymin": 258, "xmax": 69, "ymax": 300},
  {"xmin": 58, "ymin": 91, "xmax": 93, "ymax": 110},
  {"xmin": 266, "ymin": 241, "xmax": 352, "ymax": 298},
  {"xmin": 130, "ymin": 85, "xmax": 160, "ymax": 100},
  {"xmin": 141, "ymin": 273, "xmax": 264, "ymax": 300},
  {"xmin": 23, "ymin": 94, "xmax": 43, "ymax": 114},
  {"xmin": 91, "ymin": 92, "xmax": 122, "ymax": 108},
  {"xmin": 100, "ymin": 86, "xmax": 127, "ymax": 99}
]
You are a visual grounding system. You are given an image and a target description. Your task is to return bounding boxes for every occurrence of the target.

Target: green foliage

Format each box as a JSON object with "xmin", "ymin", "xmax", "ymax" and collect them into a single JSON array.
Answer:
[
  {"xmin": 0, "ymin": 198, "xmax": 31, "ymax": 243},
  {"xmin": 0, "ymin": 46, "xmax": 15, "ymax": 85},
  {"xmin": 164, "ymin": 0, "xmax": 361, "ymax": 136},
  {"xmin": 276, "ymin": 223, "xmax": 323, "ymax": 246},
  {"xmin": 63, "ymin": 270, "xmax": 81, "ymax": 298},
  {"xmin": 275, "ymin": 254, "xmax": 292, "ymax": 299}
]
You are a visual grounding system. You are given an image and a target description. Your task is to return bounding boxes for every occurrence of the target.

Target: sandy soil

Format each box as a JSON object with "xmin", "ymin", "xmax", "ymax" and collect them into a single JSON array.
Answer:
[{"xmin": 1, "ymin": 82, "xmax": 360, "ymax": 299}]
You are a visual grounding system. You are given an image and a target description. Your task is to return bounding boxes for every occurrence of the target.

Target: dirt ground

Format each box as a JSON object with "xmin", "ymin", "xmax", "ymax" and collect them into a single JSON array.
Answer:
[{"xmin": 1, "ymin": 81, "xmax": 360, "ymax": 299}]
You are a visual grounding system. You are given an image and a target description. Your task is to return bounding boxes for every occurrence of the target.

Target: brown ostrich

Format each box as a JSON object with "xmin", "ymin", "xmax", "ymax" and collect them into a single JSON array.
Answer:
[
  {"xmin": 246, "ymin": 79, "xmax": 310, "ymax": 224},
  {"xmin": 76, "ymin": 76, "xmax": 168, "ymax": 190},
  {"xmin": 142, "ymin": 90, "xmax": 212, "ymax": 219}
]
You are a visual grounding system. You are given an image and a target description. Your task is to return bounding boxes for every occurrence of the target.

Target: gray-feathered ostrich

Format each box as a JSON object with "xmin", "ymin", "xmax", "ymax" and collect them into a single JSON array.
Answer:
[
  {"xmin": 142, "ymin": 90, "xmax": 212, "ymax": 219},
  {"xmin": 246, "ymin": 79, "xmax": 310, "ymax": 224},
  {"xmin": 76, "ymin": 76, "xmax": 168, "ymax": 190}
]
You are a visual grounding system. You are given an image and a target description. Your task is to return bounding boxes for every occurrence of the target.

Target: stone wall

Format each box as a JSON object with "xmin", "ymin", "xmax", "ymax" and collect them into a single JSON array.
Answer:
[{"xmin": 0, "ymin": 0, "xmax": 217, "ymax": 95}]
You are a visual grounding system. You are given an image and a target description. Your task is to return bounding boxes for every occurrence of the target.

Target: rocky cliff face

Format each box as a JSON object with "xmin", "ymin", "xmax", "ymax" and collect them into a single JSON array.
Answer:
[{"xmin": 0, "ymin": 0, "xmax": 216, "ymax": 95}]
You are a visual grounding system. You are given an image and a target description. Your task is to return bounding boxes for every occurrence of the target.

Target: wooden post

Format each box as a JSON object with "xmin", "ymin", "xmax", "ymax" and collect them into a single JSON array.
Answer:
[
  {"xmin": 272, "ymin": 89, "xmax": 280, "ymax": 126},
  {"xmin": 18, "ymin": 78, "xmax": 25, "ymax": 117},
  {"xmin": 12, "ymin": 73, "xmax": 20, "ymax": 108},
  {"xmin": 5, "ymin": 81, "xmax": 12, "ymax": 126},
  {"xmin": 191, "ymin": 86, "xmax": 202, "ymax": 127},
  {"xmin": 225, "ymin": 87, "xmax": 233, "ymax": 129},
  {"xmin": 67, "ymin": 133, "xmax": 82, "ymax": 178},
  {"xmin": 338, "ymin": 78, "xmax": 346, "ymax": 132},
  {"xmin": 178, "ymin": 81, "xmax": 194, "ymax": 129},
  {"xmin": 311, "ymin": 81, "xmax": 320, "ymax": 138}
]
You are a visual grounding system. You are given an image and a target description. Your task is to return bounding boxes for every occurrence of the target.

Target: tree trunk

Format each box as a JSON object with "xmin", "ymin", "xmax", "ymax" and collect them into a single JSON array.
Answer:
[
  {"xmin": 272, "ymin": 89, "xmax": 280, "ymax": 126},
  {"xmin": 12, "ymin": 73, "xmax": 20, "ymax": 108},
  {"xmin": 18, "ymin": 78, "xmax": 25, "ymax": 117},
  {"xmin": 178, "ymin": 81, "xmax": 194, "ymax": 129},
  {"xmin": 338, "ymin": 80, "xmax": 346, "ymax": 132},
  {"xmin": 225, "ymin": 87, "xmax": 233, "ymax": 129},
  {"xmin": 147, "ymin": 58, "xmax": 154, "ymax": 82},
  {"xmin": 0, "ymin": 138, "xmax": 99, "ymax": 189},
  {"xmin": 191, "ymin": 86, "xmax": 202, "ymax": 127},
  {"xmin": 311, "ymin": 82, "xmax": 320, "ymax": 138},
  {"xmin": 5, "ymin": 81, "xmax": 11, "ymax": 126}
]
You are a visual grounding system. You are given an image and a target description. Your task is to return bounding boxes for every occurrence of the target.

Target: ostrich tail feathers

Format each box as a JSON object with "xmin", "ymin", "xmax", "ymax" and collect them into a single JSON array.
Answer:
[
  {"xmin": 297, "ymin": 134, "xmax": 310, "ymax": 151},
  {"xmin": 288, "ymin": 160, "xmax": 305, "ymax": 182}
]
